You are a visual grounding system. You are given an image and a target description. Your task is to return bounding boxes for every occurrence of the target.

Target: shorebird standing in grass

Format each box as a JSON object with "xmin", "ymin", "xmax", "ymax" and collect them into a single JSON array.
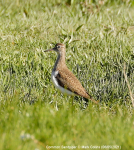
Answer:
[{"xmin": 44, "ymin": 43, "xmax": 98, "ymax": 105}]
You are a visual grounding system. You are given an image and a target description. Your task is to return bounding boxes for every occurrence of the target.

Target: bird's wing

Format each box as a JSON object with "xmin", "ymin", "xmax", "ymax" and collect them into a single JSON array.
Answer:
[
  {"xmin": 55, "ymin": 68, "xmax": 90, "ymax": 99},
  {"xmin": 55, "ymin": 68, "xmax": 99, "ymax": 104}
]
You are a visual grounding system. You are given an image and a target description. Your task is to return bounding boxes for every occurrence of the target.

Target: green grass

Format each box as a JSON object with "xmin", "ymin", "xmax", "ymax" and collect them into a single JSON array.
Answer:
[{"xmin": 0, "ymin": 0, "xmax": 134, "ymax": 149}]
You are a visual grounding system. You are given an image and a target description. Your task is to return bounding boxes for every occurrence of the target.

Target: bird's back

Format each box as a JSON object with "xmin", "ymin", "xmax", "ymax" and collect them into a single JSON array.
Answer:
[{"xmin": 56, "ymin": 66, "xmax": 90, "ymax": 99}]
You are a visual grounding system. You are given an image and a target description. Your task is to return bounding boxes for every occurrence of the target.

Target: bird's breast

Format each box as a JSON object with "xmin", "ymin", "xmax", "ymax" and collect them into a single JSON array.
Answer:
[{"xmin": 51, "ymin": 71, "xmax": 75, "ymax": 96}]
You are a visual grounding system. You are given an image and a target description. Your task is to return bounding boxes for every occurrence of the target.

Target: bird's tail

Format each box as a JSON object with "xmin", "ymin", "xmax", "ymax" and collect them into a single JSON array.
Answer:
[
  {"xmin": 85, "ymin": 94, "xmax": 100, "ymax": 104},
  {"xmin": 90, "ymin": 96, "xmax": 100, "ymax": 104}
]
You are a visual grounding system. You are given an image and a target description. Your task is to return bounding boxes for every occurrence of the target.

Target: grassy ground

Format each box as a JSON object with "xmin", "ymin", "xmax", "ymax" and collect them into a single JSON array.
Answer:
[{"xmin": 0, "ymin": 0, "xmax": 134, "ymax": 150}]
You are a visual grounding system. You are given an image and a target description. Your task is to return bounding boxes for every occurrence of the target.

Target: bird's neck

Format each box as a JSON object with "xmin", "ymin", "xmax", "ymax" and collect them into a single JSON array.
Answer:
[{"xmin": 53, "ymin": 52, "xmax": 66, "ymax": 71}]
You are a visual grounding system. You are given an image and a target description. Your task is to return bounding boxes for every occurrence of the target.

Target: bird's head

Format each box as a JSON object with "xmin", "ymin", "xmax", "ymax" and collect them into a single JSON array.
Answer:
[{"xmin": 44, "ymin": 43, "xmax": 66, "ymax": 54}]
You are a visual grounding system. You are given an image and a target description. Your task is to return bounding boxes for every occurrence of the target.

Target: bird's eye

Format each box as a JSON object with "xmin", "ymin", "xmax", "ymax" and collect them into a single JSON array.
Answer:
[{"xmin": 57, "ymin": 45, "xmax": 60, "ymax": 48}]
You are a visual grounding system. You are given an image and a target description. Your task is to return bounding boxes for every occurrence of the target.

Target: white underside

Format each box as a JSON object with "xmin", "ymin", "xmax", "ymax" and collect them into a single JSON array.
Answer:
[{"xmin": 51, "ymin": 71, "xmax": 75, "ymax": 96}]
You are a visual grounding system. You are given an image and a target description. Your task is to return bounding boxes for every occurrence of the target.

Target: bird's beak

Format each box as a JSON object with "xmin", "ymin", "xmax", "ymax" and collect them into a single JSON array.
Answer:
[{"xmin": 44, "ymin": 48, "xmax": 55, "ymax": 52}]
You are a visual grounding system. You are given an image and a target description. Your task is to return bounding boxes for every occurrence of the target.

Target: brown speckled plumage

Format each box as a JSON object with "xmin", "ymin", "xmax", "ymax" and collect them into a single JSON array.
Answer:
[{"xmin": 44, "ymin": 43, "xmax": 98, "ymax": 104}]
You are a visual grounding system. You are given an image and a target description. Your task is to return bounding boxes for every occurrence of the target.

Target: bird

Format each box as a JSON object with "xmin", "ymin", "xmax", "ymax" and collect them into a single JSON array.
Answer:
[{"xmin": 44, "ymin": 43, "xmax": 98, "ymax": 104}]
